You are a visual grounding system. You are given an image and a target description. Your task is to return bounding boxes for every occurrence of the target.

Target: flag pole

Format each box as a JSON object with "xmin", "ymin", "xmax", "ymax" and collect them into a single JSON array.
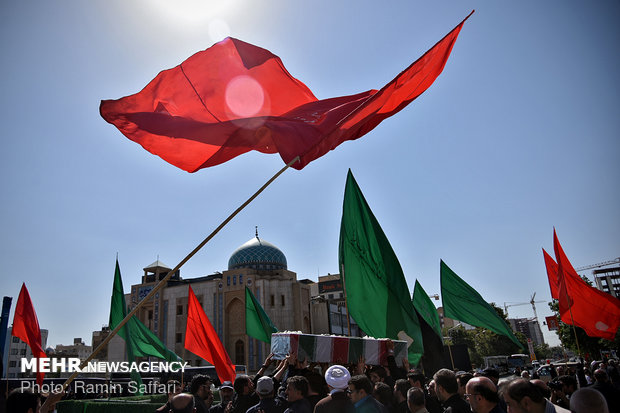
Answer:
[
  {"xmin": 563, "ymin": 292, "xmax": 582, "ymax": 358},
  {"xmin": 41, "ymin": 156, "xmax": 300, "ymax": 410},
  {"xmin": 340, "ymin": 264, "xmax": 352, "ymax": 336}
]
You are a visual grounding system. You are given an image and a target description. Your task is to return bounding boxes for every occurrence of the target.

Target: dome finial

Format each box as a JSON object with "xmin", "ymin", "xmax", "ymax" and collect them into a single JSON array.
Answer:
[{"xmin": 255, "ymin": 226, "xmax": 259, "ymax": 240}]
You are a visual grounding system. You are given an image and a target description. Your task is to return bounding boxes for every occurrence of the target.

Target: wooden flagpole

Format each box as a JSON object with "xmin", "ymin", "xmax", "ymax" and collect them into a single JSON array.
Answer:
[
  {"xmin": 42, "ymin": 156, "xmax": 300, "ymax": 409},
  {"xmin": 340, "ymin": 264, "xmax": 352, "ymax": 337}
]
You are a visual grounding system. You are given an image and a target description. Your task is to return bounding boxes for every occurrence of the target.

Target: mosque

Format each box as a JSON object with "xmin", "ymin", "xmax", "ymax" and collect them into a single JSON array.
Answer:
[{"xmin": 108, "ymin": 231, "xmax": 316, "ymax": 372}]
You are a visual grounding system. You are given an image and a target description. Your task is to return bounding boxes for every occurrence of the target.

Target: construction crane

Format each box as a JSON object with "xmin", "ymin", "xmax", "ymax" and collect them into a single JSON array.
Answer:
[
  {"xmin": 504, "ymin": 292, "xmax": 545, "ymax": 322},
  {"xmin": 575, "ymin": 257, "xmax": 620, "ymax": 272}
]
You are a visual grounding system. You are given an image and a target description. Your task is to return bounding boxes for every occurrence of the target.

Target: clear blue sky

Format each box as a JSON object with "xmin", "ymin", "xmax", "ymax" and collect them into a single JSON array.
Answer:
[{"xmin": 1, "ymin": 1, "xmax": 618, "ymax": 350}]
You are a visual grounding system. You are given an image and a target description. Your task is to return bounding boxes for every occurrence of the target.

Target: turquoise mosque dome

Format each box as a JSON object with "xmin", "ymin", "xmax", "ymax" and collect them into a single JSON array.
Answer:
[{"xmin": 228, "ymin": 233, "xmax": 287, "ymax": 271}]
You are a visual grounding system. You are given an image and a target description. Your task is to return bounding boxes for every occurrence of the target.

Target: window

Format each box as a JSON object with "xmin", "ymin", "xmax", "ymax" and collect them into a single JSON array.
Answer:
[
  {"xmin": 233, "ymin": 275, "xmax": 237, "ymax": 285},
  {"xmin": 12, "ymin": 337, "xmax": 19, "ymax": 343},
  {"xmin": 9, "ymin": 361, "xmax": 16, "ymax": 368},
  {"xmin": 227, "ymin": 276, "xmax": 231, "ymax": 286},
  {"xmin": 270, "ymin": 295, "xmax": 275, "ymax": 306},
  {"xmin": 148, "ymin": 310, "xmax": 153, "ymax": 320},
  {"xmin": 10, "ymin": 349, "xmax": 17, "ymax": 355},
  {"xmin": 235, "ymin": 340, "xmax": 245, "ymax": 364},
  {"xmin": 177, "ymin": 305, "xmax": 183, "ymax": 316},
  {"xmin": 281, "ymin": 295, "xmax": 285, "ymax": 306},
  {"xmin": 176, "ymin": 333, "xmax": 182, "ymax": 343},
  {"xmin": 20, "ymin": 349, "xmax": 26, "ymax": 355},
  {"xmin": 239, "ymin": 275, "xmax": 243, "ymax": 284}
]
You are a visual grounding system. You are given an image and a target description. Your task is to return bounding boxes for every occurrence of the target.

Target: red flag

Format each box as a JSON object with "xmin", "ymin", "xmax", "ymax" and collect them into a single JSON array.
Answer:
[
  {"xmin": 185, "ymin": 286, "xmax": 235, "ymax": 383},
  {"xmin": 547, "ymin": 230, "xmax": 620, "ymax": 340},
  {"xmin": 11, "ymin": 283, "xmax": 47, "ymax": 385},
  {"xmin": 100, "ymin": 13, "xmax": 472, "ymax": 172},
  {"xmin": 542, "ymin": 248, "xmax": 573, "ymax": 314}
]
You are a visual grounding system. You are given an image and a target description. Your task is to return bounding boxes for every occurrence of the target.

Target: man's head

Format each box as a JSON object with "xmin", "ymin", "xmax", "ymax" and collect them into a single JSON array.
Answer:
[
  {"xmin": 286, "ymin": 376, "xmax": 309, "ymax": 403},
  {"xmin": 256, "ymin": 376, "xmax": 274, "ymax": 399},
  {"xmin": 233, "ymin": 375, "xmax": 253, "ymax": 396},
  {"xmin": 456, "ymin": 372, "xmax": 473, "ymax": 398},
  {"xmin": 481, "ymin": 368, "xmax": 500, "ymax": 386},
  {"xmin": 348, "ymin": 374, "xmax": 373, "ymax": 404},
  {"xmin": 368, "ymin": 366, "xmax": 387, "ymax": 384},
  {"xmin": 593, "ymin": 368, "xmax": 609, "ymax": 384},
  {"xmin": 372, "ymin": 382, "xmax": 392, "ymax": 407},
  {"xmin": 503, "ymin": 378, "xmax": 546, "ymax": 413},
  {"xmin": 170, "ymin": 393, "xmax": 196, "ymax": 413},
  {"xmin": 325, "ymin": 365, "xmax": 351, "ymax": 391},
  {"xmin": 530, "ymin": 379, "xmax": 550, "ymax": 399},
  {"xmin": 219, "ymin": 381, "xmax": 234, "ymax": 403},
  {"xmin": 556, "ymin": 375, "xmax": 577, "ymax": 395},
  {"xmin": 432, "ymin": 368, "xmax": 458, "ymax": 402},
  {"xmin": 190, "ymin": 374, "xmax": 212, "ymax": 398},
  {"xmin": 407, "ymin": 370, "xmax": 425, "ymax": 389},
  {"xmin": 465, "ymin": 377, "xmax": 498, "ymax": 413},
  {"xmin": 167, "ymin": 380, "xmax": 183, "ymax": 401},
  {"xmin": 393, "ymin": 379, "xmax": 410, "ymax": 403},
  {"xmin": 569, "ymin": 387, "xmax": 609, "ymax": 413},
  {"xmin": 6, "ymin": 388, "xmax": 41, "ymax": 413},
  {"xmin": 407, "ymin": 387, "xmax": 425, "ymax": 413},
  {"xmin": 305, "ymin": 371, "xmax": 326, "ymax": 396}
]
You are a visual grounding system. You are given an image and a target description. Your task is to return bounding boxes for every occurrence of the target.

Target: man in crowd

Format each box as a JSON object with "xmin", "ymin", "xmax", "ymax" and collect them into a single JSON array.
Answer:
[
  {"xmin": 171, "ymin": 393, "xmax": 197, "ymax": 413},
  {"xmin": 6, "ymin": 388, "xmax": 41, "ymax": 413},
  {"xmin": 247, "ymin": 376, "xmax": 285, "ymax": 413},
  {"xmin": 348, "ymin": 375, "xmax": 387, "ymax": 413},
  {"xmin": 432, "ymin": 369, "xmax": 469, "ymax": 413},
  {"xmin": 315, "ymin": 365, "xmax": 354, "ymax": 413},
  {"xmin": 406, "ymin": 387, "xmax": 427, "ymax": 413},
  {"xmin": 569, "ymin": 387, "xmax": 609, "ymax": 413},
  {"xmin": 406, "ymin": 370, "xmax": 441, "ymax": 413},
  {"xmin": 464, "ymin": 376, "xmax": 504, "ymax": 413},
  {"xmin": 284, "ymin": 376, "xmax": 312, "ymax": 413},
  {"xmin": 392, "ymin": 379, "xmax": 411, "ymax": 413},
  {"xmin": 232, "ymin": 375, "xmax": 259, "ymax": 413},
  {"xmin": 156, "ymin": 379, "xmax": 183, "ymax": 413},
  {"xmin": 191, "ymin": 374, "xmax": 214, "ymax": 413},
  {"xmin": 503, "ymin": 379, "xmax": 569, "ymax": 413},
  {"xmin": 456, "ymin": 372, "xmax": 473, "ymax": 400},
  {"xmin": 549, "ymin": 375, "xmax": 576, "ymax": 410},
  {"xmin": 591, "ymin": 368, "xmax": 619, "ymax": 412},
  {"xmin": 209, "ymin": 381, "xmax": 234, "ymax": 413}
]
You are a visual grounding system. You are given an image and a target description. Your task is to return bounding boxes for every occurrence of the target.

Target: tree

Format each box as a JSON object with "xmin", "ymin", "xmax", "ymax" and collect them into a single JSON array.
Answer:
[{"xmin": 443, "ymin": 303, "xmax": 525, "ymax": 366}]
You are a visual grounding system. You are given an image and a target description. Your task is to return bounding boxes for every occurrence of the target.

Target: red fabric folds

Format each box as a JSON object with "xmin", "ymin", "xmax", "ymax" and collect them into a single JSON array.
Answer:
[
  {"xmin": 542, "ymin": 231, "xmax": 620, "ymax": 340},
  {"xmin": 11, "ymin": 284, "xmax": 47, "ymax": 385},
  {"xmin": 184, "ymin": 286, "xmax": 236, "ymax": 384},
  {"xmin": 100, "ymin": 13, "xmax": 472, "ymax": 172}
]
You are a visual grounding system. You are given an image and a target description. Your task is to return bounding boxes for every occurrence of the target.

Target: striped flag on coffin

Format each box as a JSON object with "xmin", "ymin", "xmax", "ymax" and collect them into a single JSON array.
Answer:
[{"xmin": 270, "ymin": 332, "xmax": 408, "ymax": 365}]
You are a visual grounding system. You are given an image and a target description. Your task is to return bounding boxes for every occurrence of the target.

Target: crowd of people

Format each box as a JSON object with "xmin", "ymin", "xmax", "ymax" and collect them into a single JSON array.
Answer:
[
  {"xmin": 5, "ymin": 351, "xmax": 620, "ymax": 413},
  {"xmin": 157, "ymin": 351, "xmax": 620, "ymax": 413}
]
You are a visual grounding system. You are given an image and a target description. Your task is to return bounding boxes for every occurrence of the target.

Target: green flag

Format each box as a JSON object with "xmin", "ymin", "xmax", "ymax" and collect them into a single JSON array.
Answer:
[
  {"xmin": 245, "ymin": 286, "xmax": 278, "ymax": 343},
  {"xmin": 440, "ymin": 260, "xmax": 523, "ymax": 348},
  {"xmin": 339, "ymin": 170, "xmax": 424, "ymax": 365},
  {"xmin": 109, "ymin": 261, "xmax": 181, "ymax": 371},
  {"xmin": 412, "ymin": 280, "xmax": 443, "ymax": 340},
  {"xmin": 412, "ymin": 280, "xmax": 444, "ymax": 375}
]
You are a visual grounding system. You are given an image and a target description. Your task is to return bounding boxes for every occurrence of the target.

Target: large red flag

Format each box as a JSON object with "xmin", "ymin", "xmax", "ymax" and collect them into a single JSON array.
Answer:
[
  {"xmin": 546, "ymin": 230, "xmax": 620, "ymax": 340},
  {"xmin": 100, "ymin": 13, "xmax": 472, "ymax": 172},
  {"xmin": 185, "ymin": 286, "xmax": 236, "ymax": 383},
  {"xmin": 11, "ymin": 283, "xmax": 47, "ymax": 385}
]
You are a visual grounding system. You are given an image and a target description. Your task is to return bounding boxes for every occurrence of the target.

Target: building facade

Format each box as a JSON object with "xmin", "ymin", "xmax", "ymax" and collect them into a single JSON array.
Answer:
[
  {"xmin": 593, "ymin": 266, "xmax": 620, "ymax": 298},
  {"xmin": 124, "ymin": 234, "xmax": 314, "ymax": 372},
  {"xmin": 508, "ymin": 318, "xmax": 545, "ymax": 346},
  {"xmin": 3, "ymin": 328, "xmax": 48, "ymax": 378}
]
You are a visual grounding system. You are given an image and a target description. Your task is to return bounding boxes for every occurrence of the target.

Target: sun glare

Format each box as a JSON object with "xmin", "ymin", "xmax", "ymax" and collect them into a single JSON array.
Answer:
[
  {"xmin": 150, "ymin": 0, "xmax": 236, "ymax": 41},
  {"xmin": 225, "ymin": 75, "xmax": 267, "ymax": 118}
]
